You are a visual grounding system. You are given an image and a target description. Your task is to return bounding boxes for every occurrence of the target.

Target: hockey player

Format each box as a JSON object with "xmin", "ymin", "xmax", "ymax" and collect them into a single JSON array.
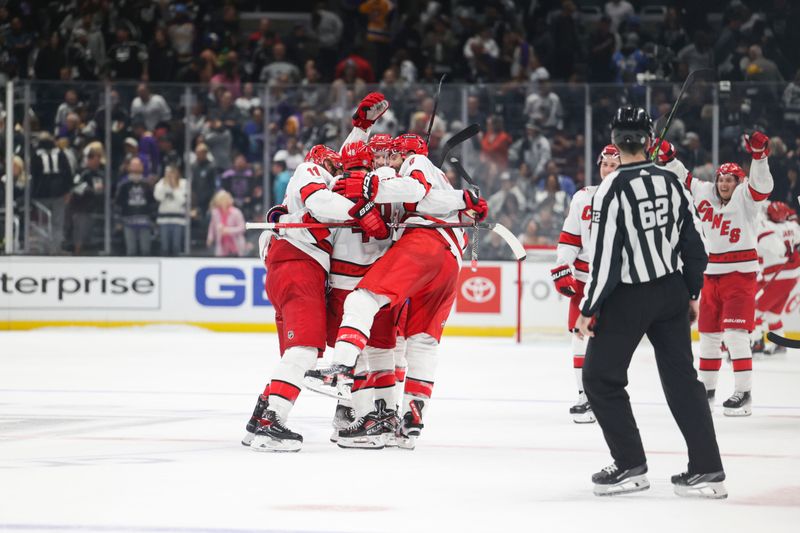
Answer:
[
  {"xmin": 752, "ymin": 202, "xmax": 800, "ymax": 355},
  {"xmin": 657, "ymin": 131, "xmax": 773, "ymax": 416},
  {"xmin": 552, "ymin": 144, "xmax": 620, "ymax": 423},
  {"xmin": 368, "ymin": 133, "xmax": 393, "ymax": 168},
  {"xmin": 242, "ymin": 144, "xmax": 390, "ymax": 452},
  {"xmin": 306, "ymin": 133, "xmax": 488, "ymax": 450}
]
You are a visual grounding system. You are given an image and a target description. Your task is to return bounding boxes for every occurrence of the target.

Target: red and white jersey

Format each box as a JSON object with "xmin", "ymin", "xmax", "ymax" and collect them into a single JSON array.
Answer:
[
  {"xmin": 397, "ymin": 154, "xmax": 468, "ymax": 264},
  {"xmin": 758, "ymin": 217, "xmax": 800, "ymax": 281},
  {"xmin": 664, "ymin": 157, "xmax": 773, "ymax": 275},
  {"xmin": 557, "ymin": 185, "xmax": 597, "ymax": 282}
]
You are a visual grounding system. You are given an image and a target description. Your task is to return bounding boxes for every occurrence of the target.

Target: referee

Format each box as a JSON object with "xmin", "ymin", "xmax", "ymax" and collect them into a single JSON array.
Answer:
[{"xmin": 575, "ymin": 106, "xmax": 726, "ymax": 499}]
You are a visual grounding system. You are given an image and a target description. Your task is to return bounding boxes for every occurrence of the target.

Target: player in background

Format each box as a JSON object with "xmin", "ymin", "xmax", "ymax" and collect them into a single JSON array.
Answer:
[
  {"xmin": 243, "ymin": 145, "xmax": 389, "ymax": 452},
  {"xmin": 306, "ymin": 133, "xmax": 488, "ymax": 450},
  {"xmin": 752, "ymin": 201, "xmax": 800, "ymax": 355},
  {"xmin": 658, "ymin": 131, "xmax": 773, "ymax": 416},
  {"xmin": 552, "ymin": 144, "xmax": 620, "ymax": 423}
]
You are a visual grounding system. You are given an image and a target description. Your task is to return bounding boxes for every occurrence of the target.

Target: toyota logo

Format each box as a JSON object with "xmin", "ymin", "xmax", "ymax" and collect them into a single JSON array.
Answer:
[{"xmin": 461, "ymin": 276, "xmax": 496, "ymax": 303}]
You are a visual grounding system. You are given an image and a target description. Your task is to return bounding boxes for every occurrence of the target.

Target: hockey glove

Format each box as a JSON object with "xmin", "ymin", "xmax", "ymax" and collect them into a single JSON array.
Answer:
[
  {"xmin": 744, "ymin": 131, "xmax": 770, "ymax": 160},
  {"xmin": 332, "ymin": 170, "xmax": 378, "ymax": 201},
  {"xmin": 352, "ymin": 92, "xmax": 389, "ymax": 130},
  {"xmin": 648, "ymin": 138, "xmax": 676, "ymax": 164},
  {"xmin": 266, "ymin": 204, "xmax": 288, "ymax": 224},
  {"xmin": 551, "ymin": 264, "xmax": 577, "ymax": 297},
  {"xmin": 463, "ymin": 190, "xmax": 489, "ymax": 222},
  {"xmin": 348, "ymin": 198, "xmax": 390, "ymax": 240}
]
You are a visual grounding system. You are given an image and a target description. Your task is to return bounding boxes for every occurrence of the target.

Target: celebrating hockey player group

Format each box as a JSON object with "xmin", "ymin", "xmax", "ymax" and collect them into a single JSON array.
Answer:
[{"xmin": 241, "ymin": 92, "xmax": 488, "ymax": 452}]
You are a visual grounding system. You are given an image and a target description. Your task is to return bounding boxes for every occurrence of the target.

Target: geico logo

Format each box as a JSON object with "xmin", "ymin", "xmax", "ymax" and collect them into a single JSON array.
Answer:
[
  {"xmin": 0, "ymin": 272, "xmax": 154, "ymax": 301},
  {"xmin": 195, "ymin": 267, "xmax": 271, "ymax": 307}
]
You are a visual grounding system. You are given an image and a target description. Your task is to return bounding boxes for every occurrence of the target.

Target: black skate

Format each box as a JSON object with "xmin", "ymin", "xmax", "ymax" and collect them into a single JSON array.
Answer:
[
  {"xmin": 250, "ymin": 410, "xmax": 303, "ymax": 452},
  {"xmin": 336, "ymin": 399, "xmax": 388, "ymax": 449},
  {"xmin": 723, "ymin": 391, "xmax": 752, "ymax": 417},
  {"xmin": 303, "ymin": 364, "xmax": 354, "ymax": 400},
  {"xmin": 242, "ymin": 394, "xmax": 269, "ymax": 446},
  {"xmin": 397, "ymin": 399, "xmax": 425, "ymax": 450},
  {"xmin": 671, "ymin": 471, "xmax": 728, "ymax": 499},
  {"xmin": 382, "ymin": 408, "xmax": 401, "ymax": 447},
  {"xmin": 706, "ymin": 389, "xmax": 715, "ymax": 413},
  {"xmin": 330, "ymin": 403, "xmax": 356, "ymax": 443},
  {"xmin": 591, "ymin": 463, "xmax": 649, "ymax": 496},
  {"xmin": 570, "ymin": 392, "xmax": 596, "ymax": 424}
]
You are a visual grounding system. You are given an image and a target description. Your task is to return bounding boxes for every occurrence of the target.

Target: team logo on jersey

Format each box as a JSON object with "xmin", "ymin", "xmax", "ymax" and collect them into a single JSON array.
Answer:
[{"xmin": 456, "ymin": 267, "xmax": 502, "ymax": 313}]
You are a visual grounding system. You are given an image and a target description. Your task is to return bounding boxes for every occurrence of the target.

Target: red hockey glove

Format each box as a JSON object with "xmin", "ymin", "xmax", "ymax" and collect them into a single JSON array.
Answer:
[
  {"xmin": 348, "ymin": 198, "xmax": 389, "ymax": 240},
  {"xmin": 648, "ymin": 138, "xmax": 676, "ymax": 164},
  {"xmin": 266, "ymin": 204, "xmax": 288, "ymax": 224},
  {"xmin": 463, "ymin": 190, "xmax": 489, "ymax": 222},
  {"xmin": 332, "ymin": 170, "xmax": 378, "ymax": 201},
  {"xmin": 745, "ymin": 131, "xmax": 770, "ymax": 160},
  {"xmin": 352, "ymin": 92, "xmax": 389, "ymax": 130},
  {"xmin": 551, "ymin": 264, "xmax": 577, "ymax": 297}
]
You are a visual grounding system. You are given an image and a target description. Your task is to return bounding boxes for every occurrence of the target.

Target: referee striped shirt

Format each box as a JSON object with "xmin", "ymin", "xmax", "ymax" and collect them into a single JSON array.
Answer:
[{"xmin": 580, "ymin": 159, "xmax": 708, "ymax": 317}]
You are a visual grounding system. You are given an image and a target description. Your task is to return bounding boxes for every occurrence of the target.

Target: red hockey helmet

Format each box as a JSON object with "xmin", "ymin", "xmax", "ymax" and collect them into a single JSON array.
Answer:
[
  {"xmin": 767, "ymin": 201, "xmax": 792, "ymax": 223},
  {"xmin": 340, "ymin": 141, "xmax": 374, "ymax": 171},
  {"xmin": 596, "ymin": 144, "xmax": 620, "ymax": 165},
  {"xmin": 715, "ymin": 162, "xmax": 746, "ymax": 181},
  {"xmin": 392, "ymin": 133, "xmax": 428, "ymax": 157},
  {"xmin": 305, "ymin": 145, "xmax": 341, "ymax": 169},
  {"xmin": 368, "ymin": 133, "xmax": 393, "ymax": 153}
]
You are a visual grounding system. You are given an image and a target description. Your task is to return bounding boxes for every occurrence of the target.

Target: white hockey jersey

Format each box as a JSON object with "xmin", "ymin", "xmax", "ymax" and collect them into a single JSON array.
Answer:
[
  {"xmin": 663, "ymin": 157, "xmax": 773, "ymax": 275},
  {"xmin": 757, "ymin": 217, "xmax": 800, "ymax": 281},
  {"xmin": 556, "ymin": 185, "xmax": 597, "ymax": 282},
  {"xmin": 397, "ymin": 154, "xmax": 469, "ymax": 264}
]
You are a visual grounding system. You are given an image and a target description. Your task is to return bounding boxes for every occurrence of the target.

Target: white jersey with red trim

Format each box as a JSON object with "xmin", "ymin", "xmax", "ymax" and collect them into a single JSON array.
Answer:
[
  {"xmin": 758, "ymin": 217, "xmax": 800, "ymax": 281},
  {"xmin": 663, "ymin": 157, "xmax": 773, "ymax": 275},
  {"xmin": 397, "ymin": 154, "xmax": 468, "ymax": 264},
  {"xmin": 557, "ymin": 185, "xmax": 597, "ymax": 282}
]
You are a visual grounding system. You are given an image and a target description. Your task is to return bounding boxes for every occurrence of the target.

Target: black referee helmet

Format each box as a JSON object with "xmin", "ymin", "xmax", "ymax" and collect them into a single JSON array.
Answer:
[{"xmin": 610, "ymin": 106, "xmax": 653, "ymax": 147}]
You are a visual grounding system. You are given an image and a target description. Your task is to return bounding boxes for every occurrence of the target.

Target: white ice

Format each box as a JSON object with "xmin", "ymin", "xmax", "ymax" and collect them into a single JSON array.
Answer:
[{"xmin": 0, "ymin": 328, "xmax": 799, "ymax": 533}]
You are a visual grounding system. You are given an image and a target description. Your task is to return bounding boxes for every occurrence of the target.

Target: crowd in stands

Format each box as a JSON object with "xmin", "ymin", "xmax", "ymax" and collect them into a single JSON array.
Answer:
[{"xmin": 1, "ymin": 1, "xmax": 799, "ymax": 258}]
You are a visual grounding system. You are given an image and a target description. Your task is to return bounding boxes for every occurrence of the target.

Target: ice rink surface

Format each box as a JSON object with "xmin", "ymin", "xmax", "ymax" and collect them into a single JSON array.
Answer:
[{"xmin": 1, "ymin": 328, "xmax": 799, "ymax": 533}]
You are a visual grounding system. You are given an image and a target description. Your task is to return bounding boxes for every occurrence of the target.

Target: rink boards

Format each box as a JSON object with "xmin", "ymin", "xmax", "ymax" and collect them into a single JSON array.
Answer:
[{"xmin": 2, "ymin": 256, "xmax": 799, "ymax": 338}]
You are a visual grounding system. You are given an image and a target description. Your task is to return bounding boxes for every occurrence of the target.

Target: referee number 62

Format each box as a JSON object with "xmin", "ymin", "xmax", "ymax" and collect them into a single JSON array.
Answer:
[{"xmin": 639, "ymin": 198, "xmax": 669, "ymax": 229}]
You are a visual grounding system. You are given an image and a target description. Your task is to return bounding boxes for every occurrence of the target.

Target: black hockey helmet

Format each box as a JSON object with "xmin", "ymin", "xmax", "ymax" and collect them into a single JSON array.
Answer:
[{"xmin": 610, "ymin": 106, "xmax": 653, "ymax": 146}]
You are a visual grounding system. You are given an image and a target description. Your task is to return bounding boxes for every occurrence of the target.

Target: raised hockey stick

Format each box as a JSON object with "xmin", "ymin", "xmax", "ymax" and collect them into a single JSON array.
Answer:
[
  {"xmin": 766, "ymin": 332, "xmax": 800, "ymax": 349},
  {"xmin": 436, "ymin": 123, "xmax": 481, "ymax": 167},
  {"xmin": 650, "ymin": 68, "xmax": 715, "ymax": 161},
  {"xmin": 425, "ymin": 74, "xmax": 447, "ymax": 145}
]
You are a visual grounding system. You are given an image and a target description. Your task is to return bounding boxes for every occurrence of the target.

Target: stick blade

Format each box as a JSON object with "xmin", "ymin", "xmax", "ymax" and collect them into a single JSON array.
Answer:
[
  {"xmin": 489, "ymin": 223, "xmax": 527, "ymax": 261},
  {"xmin": 766, "ymin": 332, "xmax": 800, "ymax": 349}
]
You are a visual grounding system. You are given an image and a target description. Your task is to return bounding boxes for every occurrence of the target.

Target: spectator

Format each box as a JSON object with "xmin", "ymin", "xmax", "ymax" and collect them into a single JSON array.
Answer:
[
  {"xmin": 334, "ymin": 52, "xmax": 375, "ymax": 83},
  {"xmin": 678, "ymin": 30, "xmax": 715, "ymax": 73},
  {"xmin": 6, "ymin": 17, "xmax": 33, "ymax": 77},
  {"xmin": 422, "ymin": 16, "xmax": 457, "ymax": 79},
  {"xmin": 480, "ymin": 116, "xmax": 513, "ymax": 169},
  {"xmin": 271, "ymin": 158, "xmax": 292, "ymax": 203},
  {"xmin": 533, "ymin": 174, "xmax": 570, "ymax": 221},
  {"xmin": 116, "ymin": 157, "xmax": 156, "ymax": 256},
  {"xmin": 524, "ymin": 81, "xmax": 564, "ymax": 130},
  {"xmin": 0, "ymin": 155, "xmax": 28, "ymax": 212},
  {"xmin": 680, "ymin": 132, "xmax": 708, "ymax": 172},
  {"xmin": 604, "ymin": 0, "xmax": 634, "ymax": 33},
  {"xmin": 34, "ymin": 32, "xmax": 66, "ymax": 80},
  {"xmin": 67, "ymin": 28, "xmax": 99, "ymax": 80},
  {"xmin": 131, "ymin": 84, "xmax": 172, "ymax": 131},
  {"xmin": 203, "ymin": 119, "xmax": 233, "ymax": 171},
  {"xmin": 487, "ymin": 171, "xmax": 525, "ymax": 216},
  {"xmin": 191, "ymin": 143, "xmax": 217, "ymax": 218},
  {"xmin": 463, "ymin": 26, "xmax": 499, "ymax": 81},
  {"xmin": 767, "ymin": 137, "xmax": 790, "ymax": 202},
  {"xmin": 211, "ymin": 52, "xmax": 243, "ymax": 98},
  {"xmin": 220, "ymin": 154, "xmax": 255, "ymax": 220},
  {"xmin": 538, "ymin": 161, "xmax": 576, "ymax": 198},
  {"xmin": 207, "ymin": 190, "xmax": 246, "ymax": 257},
  {"xmin": 588, "ymin": 16, "xmax": 617, "ymax": 83},
  {"xmin": 359, "ymin": 0, "xmax": 395, "ymax": 75},
  {"xmin": 613, "ymin": 33, "xmax": 648, "ymax": 84},
  {"xmin": 259, "ymin": 42, "xmax": 300, "ymax": 84},
  {"xmin": 157, "ymin": 135, "xmax": 182, "ymax": 175},
  {"xmin": 550, "ymin": 1, "xmax": 580, "ymax": 81},
  {"xmin": 147, "ymin": 27, "xmax": 176, "ymax": 83},
  {"xmin": 313, "ymin": 3, "xmax": 344, "ymax": 79},
  {"xmin": 742, "ymin": 45, "xmax": 784, "ymax": 83},
  {"xmin": 236, "ymin": 82, "xmax": 260, "ymax": 115},
  {"xmin": 68, "ymin": 142, "xmax": 105, "ymax": 254},
  {"xmin": 783, "ymin": 69, "xmax": 800, "ymax": 127},
  {"xmin": 168, "ymin": 3, "xmax": 196, "ymax": 65},
  {"xmin": 54, "ymin": 90, "xmax": 79, "ymax": 134},
  {"xmin": 510, "ymin": 121, "xmax": 551, "ymax": 177},
  {"xmin": 107, "ymin": 27, "xmax": 148, "ymax": 81},
  {"xmin": 30, "ymin": 132, "xmax": 72, "ymax": 254},
  {"xmin": 154, "ymin": 165, "xmax": 188, "ymax": 256},
  {"xmin": 273, "ymin": 136, "xmax": 304, "ymax": 172}
]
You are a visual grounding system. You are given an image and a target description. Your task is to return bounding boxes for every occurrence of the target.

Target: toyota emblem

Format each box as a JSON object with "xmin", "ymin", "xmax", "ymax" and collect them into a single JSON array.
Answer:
[{"xmin": 461, "ymin": 276, "xmax": 496, "ymax": 304}]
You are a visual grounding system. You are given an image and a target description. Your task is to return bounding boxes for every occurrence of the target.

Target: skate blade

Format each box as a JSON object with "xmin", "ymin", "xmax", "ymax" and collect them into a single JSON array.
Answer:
[
  {"xmin": 302, "ymin": 377, "xmax": 352, "ymax": 400},
  {"xmin": 395, "ymin": 436, "xmax": 416, "ymax": 450},
  {"xmin": 723, "ymin": 406, "xmax": 752, "ymax": 417},
  {"xmin": 571, "ymin": 412, "xmax": 596, "ymax": 424},
  {"xmin": 251, "ymin": 436, "xmax": 302, "ymax": 453},
  {"xmin": 241, "ymin": 432, "xmax": 255, "ymax": 446},
  {"xmin": 384, "ymin": 434, "xmax": 398, "ymax": 447},
  {"xmin": 337, "ymin": 437, "xmax": 385, "ymax": 450},
  {"xmin": 674, "ymin": 482, "xmax": 728, "ymax": 499},
  {"xmin": 593, "ymin": 475, "xmax": 650, "ymax": 496}
]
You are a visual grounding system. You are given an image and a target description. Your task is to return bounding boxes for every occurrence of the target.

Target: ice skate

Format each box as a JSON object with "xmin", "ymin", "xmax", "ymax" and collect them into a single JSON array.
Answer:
[
  {"xmin": 672, "ymin": 471, "xmax": 728, "ymax": 499},
  {"xmin": 766, "ymin": 343, "xmax": 786, "ymax": 357},
  {"xmin": 303, "ymin": 364, "xmax": 354, "ymax": 400},
  {"xmin": 723, "ymin": 391, "xmax": 752, "ymax": 417},
  {"xmin": 330, "ymin": 403, "xmax": 356, "ymax": 443},
  {"xmin": 383, "ymin": 409, "xmax": 400, "ymax": 447},
  {"xmin": 336, "ymin": 400, "xmax": 388, "ymax": 449},
  {"xmin": 242, "ymin": 394, "xmax": 269, "ymax": 446},
  {"xmin": 592, "ymin": 463, "xmax": 650, "ymax": 496},
  {"xmin": 396, "ymin": 399, "xmax": 425, "ymax": 450},
  {"xmin": 250, "ymin": 410, "xmax": 303, "ymax": 452},
  {"xmin": 569, "ymin": 392, "xmax": 596, "ymax": 424}
]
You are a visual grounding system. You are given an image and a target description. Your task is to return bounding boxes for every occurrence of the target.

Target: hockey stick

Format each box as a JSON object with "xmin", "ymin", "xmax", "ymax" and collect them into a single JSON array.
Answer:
[
  {"xmin": 447, "ymin": 157, "xmax": 481, "ymax": 270},
  {"xmin": 766, "ymin": 332, "xmax": 800, "ymax": 349},
  {"xmin": 436, "ymin": 123, "xmax": 481, "ymax": 167},
  {"xmin": 425, "ymin": 74, "xmax": 446, "ymax": 144},
  {"xmin": 650, "ymin": 68, "xmax": 715, "ymax": 161}
]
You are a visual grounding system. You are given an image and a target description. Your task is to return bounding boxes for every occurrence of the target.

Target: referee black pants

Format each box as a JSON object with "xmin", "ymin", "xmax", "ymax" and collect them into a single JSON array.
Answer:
[{"xmin": 583, "ymin": 272, "xmax": 723, "ymax": 474}]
